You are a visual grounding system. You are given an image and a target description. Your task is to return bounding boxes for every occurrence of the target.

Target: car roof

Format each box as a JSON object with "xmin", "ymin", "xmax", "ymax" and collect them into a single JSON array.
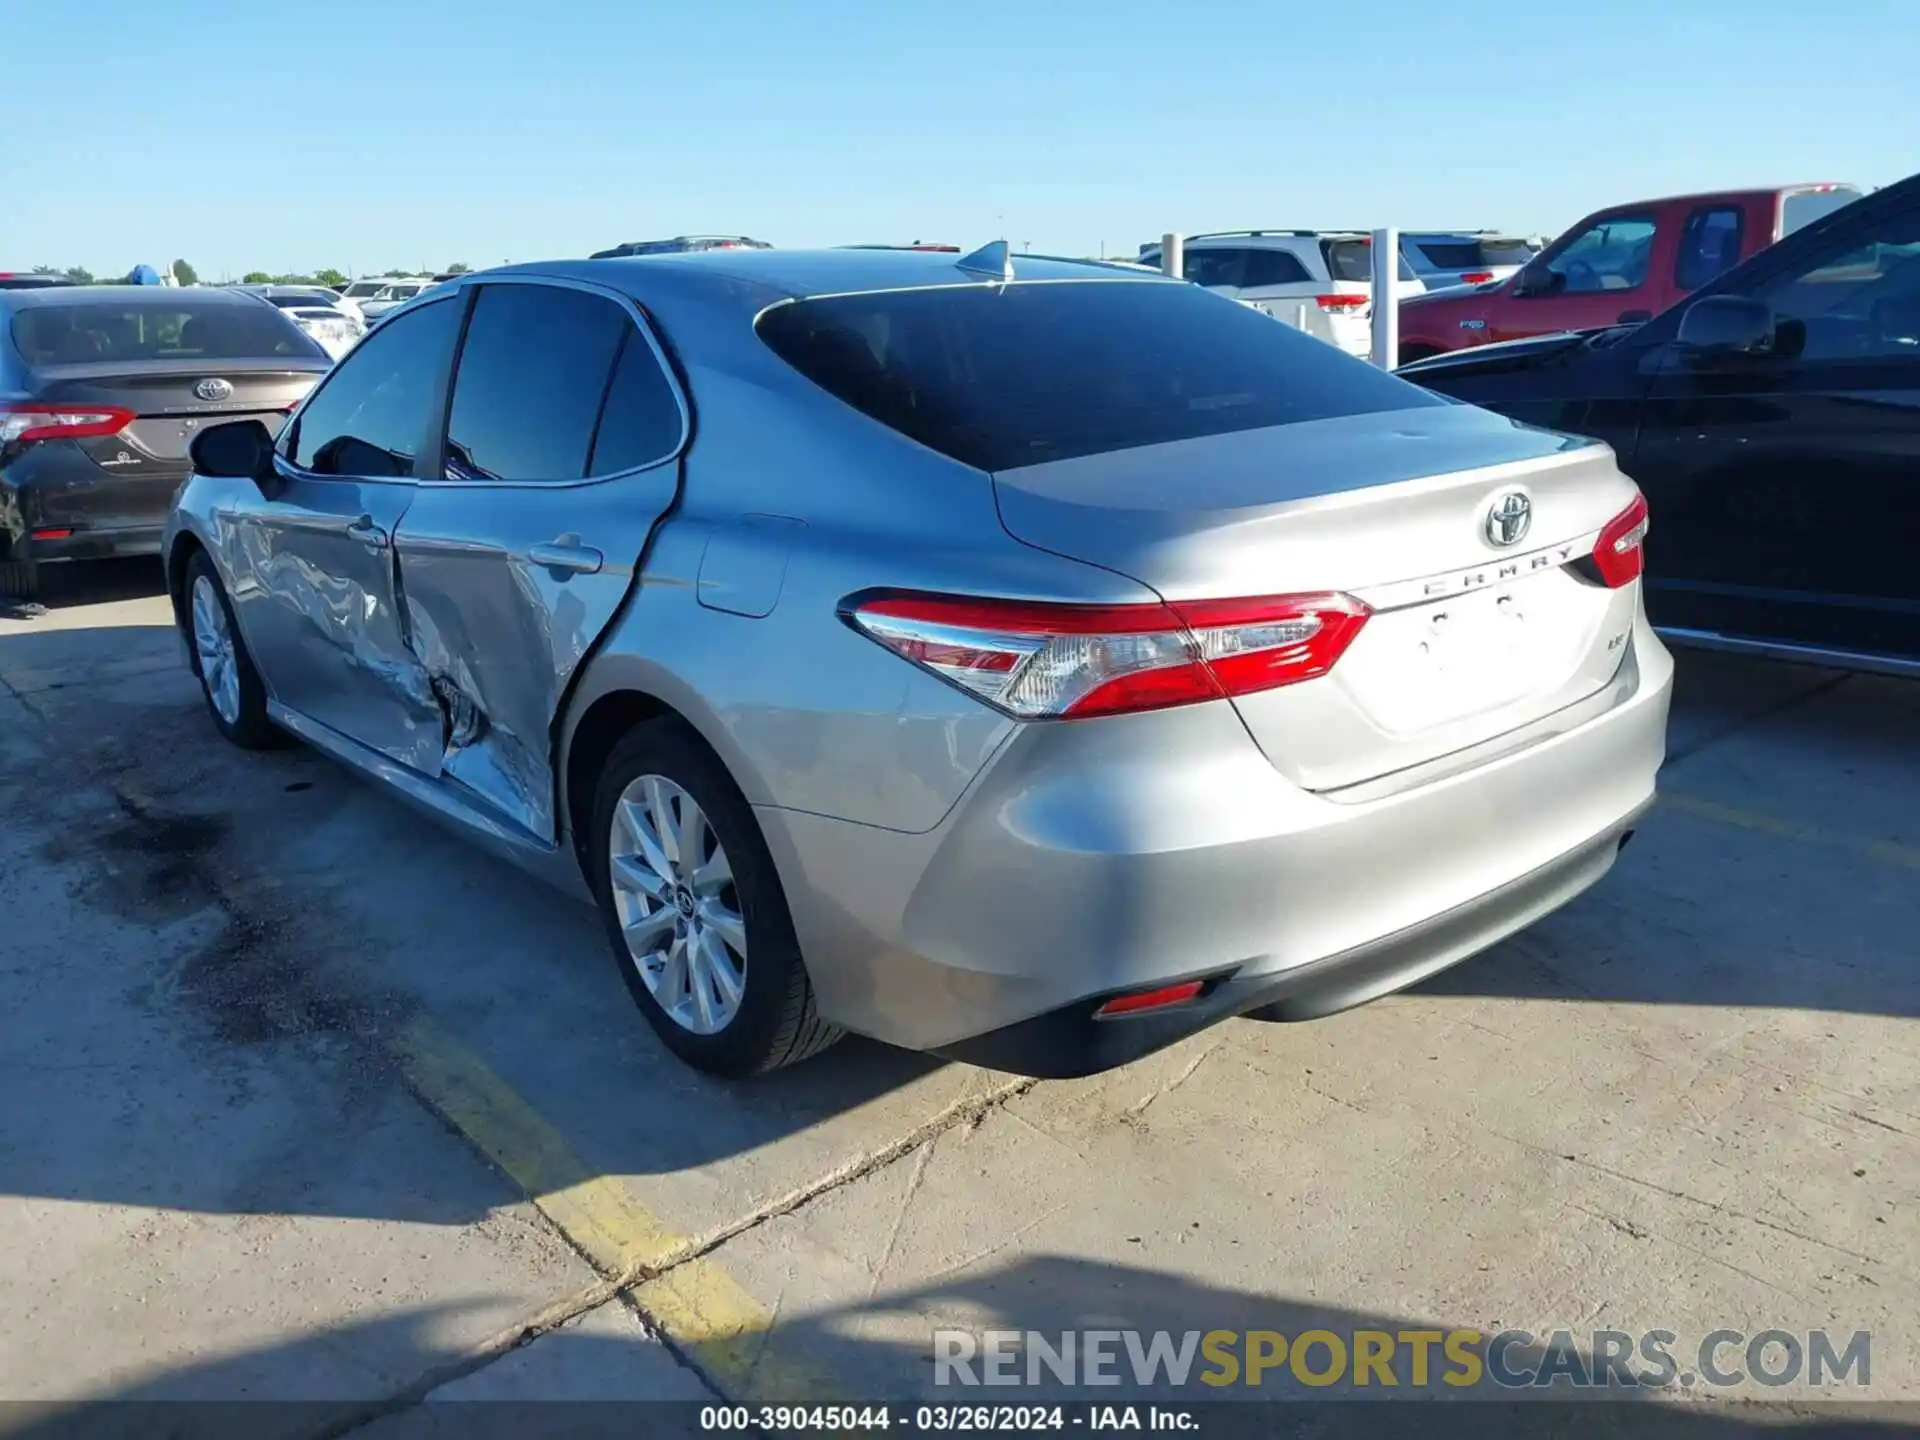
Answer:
[
  {"xmin": 1592, "ymin": 182, "xmax": 1858, "ymax": 212},
  {"xmin": 0, "ymin": 284, "xmax": 271, "ymax": 311},
  {"xmin": 499, "ymin": 248, "xmax": 1176, "ymax": 312}
]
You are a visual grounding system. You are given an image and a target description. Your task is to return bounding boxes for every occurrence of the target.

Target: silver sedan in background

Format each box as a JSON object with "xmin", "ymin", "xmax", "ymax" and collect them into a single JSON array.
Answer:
[{"xmin": 163, "ymin": 246, "xmax": 1672, "ymax": 1079}]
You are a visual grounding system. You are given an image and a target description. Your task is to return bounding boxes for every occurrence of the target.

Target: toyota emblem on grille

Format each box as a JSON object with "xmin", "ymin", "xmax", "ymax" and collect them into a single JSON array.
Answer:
[
  {"xmin": 1484, "ymin": 490, "xmax": 1532, "ymax": 548},
  {"xmin": 194, "ymin": 377, "xmax": 234, "ymax": 402}
]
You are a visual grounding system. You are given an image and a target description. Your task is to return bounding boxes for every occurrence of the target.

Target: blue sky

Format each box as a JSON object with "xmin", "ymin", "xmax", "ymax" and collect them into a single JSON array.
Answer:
[{"xmin": 9, "ymin": 0, "xmax": 1914, "ymax": 278}]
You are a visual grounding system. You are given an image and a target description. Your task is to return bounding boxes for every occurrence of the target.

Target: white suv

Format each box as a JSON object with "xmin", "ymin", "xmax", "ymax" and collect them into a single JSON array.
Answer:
[{"xmin": 1138, "ymin": 231, "xmax": 1426, "ymax": 358}]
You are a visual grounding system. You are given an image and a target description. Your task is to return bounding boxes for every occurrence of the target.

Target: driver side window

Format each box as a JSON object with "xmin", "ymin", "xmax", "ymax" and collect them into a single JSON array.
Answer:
[
  {"xmin": 1539, "ymin": 215, "xmax": 1657, "ymax": 295},
  {"xmin": 282, "ymin": 297, "xmax": 462, "ymax": 477},
  {"xmin": 1752, "ymin": 204, "xmax": 1920, "ymax": 362}
]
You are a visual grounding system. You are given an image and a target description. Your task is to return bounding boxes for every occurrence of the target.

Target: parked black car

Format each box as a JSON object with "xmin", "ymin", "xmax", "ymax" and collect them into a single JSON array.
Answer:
[
  {"xmin": 1402, "ymin": 173, "xmax": 1920, "ymax": 675},
  {"xmin": 1, "ymin": 286, "xmax": 330, "ymax": 598}
]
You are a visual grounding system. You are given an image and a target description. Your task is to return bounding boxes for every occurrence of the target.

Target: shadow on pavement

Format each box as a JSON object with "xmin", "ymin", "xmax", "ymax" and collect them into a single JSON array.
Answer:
[{"xmin": 12, "ymin": 1257, "xmax": 1911, "ymax": 1438}]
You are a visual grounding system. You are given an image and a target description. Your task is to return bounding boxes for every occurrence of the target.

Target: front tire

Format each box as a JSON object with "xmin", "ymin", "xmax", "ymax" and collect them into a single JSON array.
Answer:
[
  {"xmin": 588, "ymin": 718, "xmax": 841, "ymax": 1078},
  {"xmin": 186, "ymin": 551, "xmax": 278, "ymax": 749}
]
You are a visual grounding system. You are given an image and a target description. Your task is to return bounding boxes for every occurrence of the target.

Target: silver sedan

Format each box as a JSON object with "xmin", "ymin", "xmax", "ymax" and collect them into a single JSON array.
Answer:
[{"xmin": 163, "ymin": 245, "xmax": 1672, "ymax": 1079}]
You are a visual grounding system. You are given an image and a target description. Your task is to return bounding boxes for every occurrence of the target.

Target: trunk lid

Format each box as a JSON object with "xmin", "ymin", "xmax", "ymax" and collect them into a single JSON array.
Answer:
[
  {"xmin": 991, "ymin": 403, "xmax": 1643, "ymax": 792},
  {"xmin": 30, "ymin": 360, "xmax": 323, "ymax": 473}
]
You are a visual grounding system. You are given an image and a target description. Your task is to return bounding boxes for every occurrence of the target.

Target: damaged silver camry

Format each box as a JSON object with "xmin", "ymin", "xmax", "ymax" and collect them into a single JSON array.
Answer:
[{"xmin": 165, "ymin": 247, "xmax": 1671, "ymax": 1080}]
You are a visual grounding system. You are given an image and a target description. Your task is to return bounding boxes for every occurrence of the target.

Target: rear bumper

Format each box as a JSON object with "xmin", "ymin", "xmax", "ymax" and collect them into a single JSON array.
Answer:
[
  {"xmin": 760, "ymin": 615, "xmax": 1673, "ymax": 1074},
  {"xmin": 1, "ymin": 449, "xmax": 179, "ymax": 562},
  {"xmin": 1, "ymin": 525, "xmax": 165, "ymax": 563},
  {"xmin": 934, "ymin": 805, "xmax": 1647, "ymax": 1078}
]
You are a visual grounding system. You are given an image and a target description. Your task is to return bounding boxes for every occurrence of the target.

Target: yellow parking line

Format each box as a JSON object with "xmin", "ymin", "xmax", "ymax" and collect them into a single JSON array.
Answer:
[
  {"xmin": 1660, "ymin": 792, "xmax": 1920, "ymax": 872},
  {"xmin": 393, "ymin": 1017, "xmax": 835, "ymax": 1399}
]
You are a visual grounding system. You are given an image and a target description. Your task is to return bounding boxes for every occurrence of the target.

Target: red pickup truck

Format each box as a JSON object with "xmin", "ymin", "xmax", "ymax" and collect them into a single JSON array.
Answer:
[{"xmin": 1396, "ymin": 182, "xmax": 1861, "ymax": 364}]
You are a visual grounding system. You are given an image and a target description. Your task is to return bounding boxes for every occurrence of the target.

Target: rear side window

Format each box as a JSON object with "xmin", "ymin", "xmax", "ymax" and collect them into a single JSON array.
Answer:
[
  {"xmin": 1674, "ymin": 206, "xmax": 1746, "ymax": 290},
  {"xmin": 1241, "ymin": 249, "xmax": 1313, "ymax": 287},
  {"xmin": 1182, "ymin": 249, "xmax": 1247, "ymax": 288},
  {"xmin": 1780, "ymin": 187, "xmax": 1863, "ymax": 238},
  {"xmin": 288, "ymin": 297, "xmax": 461, "ymax": 476},
  {"xmin": 445, "ymin": 283, "xmax": 628, "ymax": 481},
  {"xmin": 755, "ymin": 280, "xmax": 1441, "ymax": 472},
  {"xmin": 1413, "ymin": 238, "xmax": 1540, "ymax": 272},
  {"xmin": 1322, "ymin": 239, "xmax": 1418, "ymax": 283},
  {"xmin": 11, "ymin": 302, "xmax": 320, "ymax": 366},
  {"xmin": 587, "ymin": 329, "xmax": 684, "ymax": 475}
]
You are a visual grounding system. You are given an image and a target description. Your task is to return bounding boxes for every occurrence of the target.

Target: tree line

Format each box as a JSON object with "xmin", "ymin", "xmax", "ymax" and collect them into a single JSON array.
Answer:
[{"xmin": 26, "ymin": 261, "xmax": 472, "ymax": 287}]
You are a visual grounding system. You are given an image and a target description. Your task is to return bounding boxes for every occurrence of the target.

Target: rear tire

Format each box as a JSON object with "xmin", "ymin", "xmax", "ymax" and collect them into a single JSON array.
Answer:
[
  {"xmin": 588, "ymin": 717, "xmax": 841, "ymax": 1078},
  {"xmin": 185, "ymin": 551, "xmax": 279, "ymax": 750},
  {"xmin": 0, "ymin": 560, "xmax": 42, "ymax": 600}
]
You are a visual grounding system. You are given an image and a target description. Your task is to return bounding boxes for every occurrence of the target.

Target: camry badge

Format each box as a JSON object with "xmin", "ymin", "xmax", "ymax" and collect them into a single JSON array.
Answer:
[
  {"xmin": 1485, "ymin": 491, "xmax": 1532, "ymax": 548},
  {"xmin": 194, "ymin": 377, "xmax": 234, "ymax": 402}
]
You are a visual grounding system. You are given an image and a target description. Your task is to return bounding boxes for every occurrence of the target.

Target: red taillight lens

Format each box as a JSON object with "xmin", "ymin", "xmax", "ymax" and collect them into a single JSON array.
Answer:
[
  {"xmin": 845, "ymin": 590, "xmax": 1371, "ymax": 720},
  {"xmin": 1591, "ymin": 492, "xmax": 1650, "ymax": 588},
  {"xmin": 0, "ymin": 402, "xmax": 135, "ymax": 446},
  {"xmin": 1460, "ymin": 271, "xmax": 1494, "ymax": 285},
  {"xmin": 1314, "ymin": 294, "xmax": 1369, "ymax": 312},
  {"xmin": 1095, "ymin": 980, "xmax": 1205, "ymax": 1017}
]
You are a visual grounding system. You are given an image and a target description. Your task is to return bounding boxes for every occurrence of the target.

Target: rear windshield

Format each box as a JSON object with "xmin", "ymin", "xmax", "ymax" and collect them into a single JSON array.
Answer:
[
  {"xmin": 341, "ymin": 282, "xmax": 386, "ymax": 298},
  {"xmin": 1322, "ymin": 239, "xmax": 1418, "ymax": 283},
  {"xmin": 11, "ymin": 301, "xmax": 322, "ymax": 366},
  {"xmin": 1414, "ymin": 238, "xmax": 1539, "ymax": 270},
  {"xmin": 1780, "ymin": 187, "xmax": 1863, "ymax": 237},
  {"xmin": 266, "ymin": 293, "xmax": 331, "ymax": 308},
  {"xmin": 755, "ymin": 280, "xmax": 1440, "ymax": 472}
]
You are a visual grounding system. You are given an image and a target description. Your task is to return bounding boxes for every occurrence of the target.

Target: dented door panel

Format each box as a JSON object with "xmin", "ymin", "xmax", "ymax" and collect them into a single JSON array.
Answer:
[
  {"xmin": 216, "ymin": 469, "xmax": 444, "ymax": 773},
  {"xmin": 391, "ymin": 465, "xmax": 676, "ymax": 841}
]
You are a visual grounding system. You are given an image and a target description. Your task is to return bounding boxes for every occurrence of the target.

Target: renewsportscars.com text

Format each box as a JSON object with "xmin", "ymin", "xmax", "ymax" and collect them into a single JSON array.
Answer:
[{"xmin": 933, "ymin": 1328, "xmax": 1872, "ymax": 1391}]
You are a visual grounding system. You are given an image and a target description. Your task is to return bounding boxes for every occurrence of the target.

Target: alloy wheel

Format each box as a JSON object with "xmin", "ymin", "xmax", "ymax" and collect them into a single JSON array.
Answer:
[
  {"xmin": 607, "ymin": 773, "xmax": 747, "ymax": 1035},
  {"xmin": 191, "ymin": 574, "xmax": 241, "ymax": 725}
]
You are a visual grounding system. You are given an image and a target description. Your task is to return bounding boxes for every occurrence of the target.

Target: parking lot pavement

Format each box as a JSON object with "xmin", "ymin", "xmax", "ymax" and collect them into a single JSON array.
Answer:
[{"xmin": 2, "ymin": 564, "xmax": 1916, "ymax": 1424}]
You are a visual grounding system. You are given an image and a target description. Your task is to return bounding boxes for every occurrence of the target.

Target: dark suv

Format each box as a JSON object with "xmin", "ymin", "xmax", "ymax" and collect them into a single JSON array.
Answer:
[{"xmin": 1, "ymin": 286, "xmax": 329, "ymax": 598}]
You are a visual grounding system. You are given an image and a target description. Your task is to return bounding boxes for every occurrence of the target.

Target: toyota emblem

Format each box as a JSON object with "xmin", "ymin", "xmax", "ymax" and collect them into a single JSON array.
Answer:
[
  {"xmin": 194, "ymin": 377, "xmax": 234, "ymax": 402},
  {"xmin": 1484, "ymin": 490, "xmax": 1532, "ymax": 548}
]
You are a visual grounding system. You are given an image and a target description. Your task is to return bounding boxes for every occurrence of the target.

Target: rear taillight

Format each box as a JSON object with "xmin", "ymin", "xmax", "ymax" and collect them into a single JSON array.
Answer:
[
  {"xmin": 844, "ymin": 590, "xmax": 1371, "ymax": 720},
  {"xmin": 1591, "ymin": 492, "xmax": 1650, "ymax": 588},
  {"xmin": 1314, "ymin": 294, "xmax": 1369, "ymax": 313},
  {"xmin": 1460, "ymin": 271, "xmax": 1494, "ymax": 285},
  {"xmin": 0, "ymin": 402, "xmax": 135, "ymax": 446}
]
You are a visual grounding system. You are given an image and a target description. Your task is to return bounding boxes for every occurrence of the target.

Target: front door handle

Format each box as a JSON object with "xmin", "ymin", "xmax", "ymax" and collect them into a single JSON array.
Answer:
[
  {"xmin": 527, "ymin": 539, "xmax": 604, "ymax": 575},
  {"xmin": 345, "ymin": 514, "xmax": 389, "ymax": 549}
]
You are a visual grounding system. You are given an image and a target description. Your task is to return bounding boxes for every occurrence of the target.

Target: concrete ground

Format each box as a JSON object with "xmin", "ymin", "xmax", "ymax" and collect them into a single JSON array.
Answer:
[{"xmin": 1, "ymin": 559, "xmax": 1915, "ymax": 1433}]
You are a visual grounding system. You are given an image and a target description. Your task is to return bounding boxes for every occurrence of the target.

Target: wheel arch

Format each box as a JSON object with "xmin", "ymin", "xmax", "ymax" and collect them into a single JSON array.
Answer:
[
  {"xmin": 557, "ymin": 652, "xmax": 775, "ymax": 876},
  {"xmin": 165, "ymin": 529, "xmax": 209, "ymax": 667}
]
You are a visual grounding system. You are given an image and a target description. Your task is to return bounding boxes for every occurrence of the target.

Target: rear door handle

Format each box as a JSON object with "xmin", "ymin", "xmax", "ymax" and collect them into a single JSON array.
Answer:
[
  {"xmin": 344, "ymin": 515, "xmax": 389, "ymax": 548},
  {"xmin": 527, "ymin": 540, "xmax": 604, "ymax": 574}
]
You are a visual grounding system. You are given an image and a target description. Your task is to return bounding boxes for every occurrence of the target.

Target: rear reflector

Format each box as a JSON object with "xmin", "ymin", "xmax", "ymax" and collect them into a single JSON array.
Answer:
[
  {"xmin": 845, "ymin": 590, "xmax": 1371, "ymax": 720},
  {"xmin": 1314, "ymin": 294, "xmax": 1369, "ymax": 312},
  {"xmin": 29, "ymin": 528, "xmax": 73, "ymax": 541},
  {"xmin": 1591, "ymin": 491, "xmax": 1650, "ymax": 587},
  {"xmin": 0, "ymin": 402, "xmax": 135, "ymax": 446},
  {"xmin": 1095, "ymin": 980, "xmax": 1204, "ymax": 1017}
]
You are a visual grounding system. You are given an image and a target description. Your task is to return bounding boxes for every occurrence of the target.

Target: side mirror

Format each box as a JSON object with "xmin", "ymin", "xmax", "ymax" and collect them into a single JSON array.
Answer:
[
  {"xmin": 1676, "ymin": 295, "xmax": 1777, "ymax": 359},
  {"xmin": 188, "ymin": 419, "xmax": 277, "ymax": 484},
  {"xmin": 1512, "ymin": 263, "xmax": 1553, "ymax": 298}
]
